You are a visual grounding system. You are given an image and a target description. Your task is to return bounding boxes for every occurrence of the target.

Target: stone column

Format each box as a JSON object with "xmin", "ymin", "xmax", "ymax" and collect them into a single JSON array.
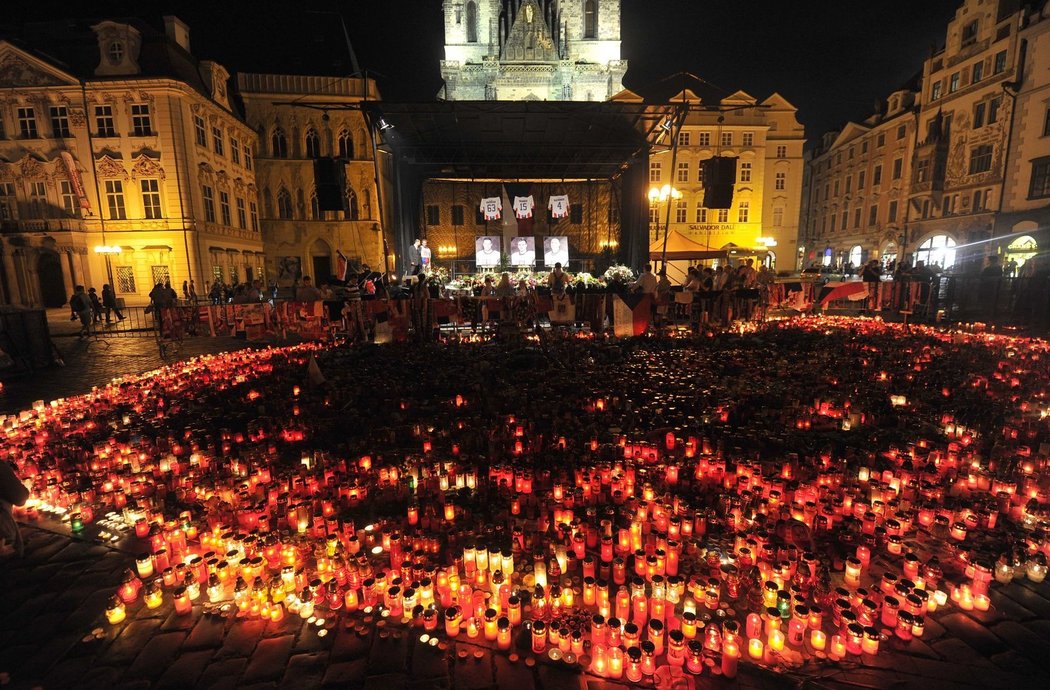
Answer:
[
  {"xmin": 60, "ymin": 250, "xmax": 75, "ymax": 294},
  {"xmin": 71, "ymin": 249, "xmax": 85, "ymax": 287},
  {"xmin": 2, "ymin": 251, "xmax": 23, "ymax": 305}
]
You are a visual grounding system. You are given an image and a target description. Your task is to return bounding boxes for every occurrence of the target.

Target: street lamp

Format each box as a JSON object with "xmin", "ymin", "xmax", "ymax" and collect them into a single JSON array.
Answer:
[{"xmin": 94, "ymin": 245, "xmax": 121, "ymax": 292}]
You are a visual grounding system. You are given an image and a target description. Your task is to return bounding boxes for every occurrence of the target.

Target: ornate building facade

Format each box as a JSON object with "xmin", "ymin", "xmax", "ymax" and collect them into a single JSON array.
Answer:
[
  {"xmin": 440, "ymin": 0, "xmax": 626, "ymax": 101},
  {"xmin": 0, "ymin": 16, "xmax": 264, "ymax": 307},
  {"xmin": 237, "ymin": 73, "xmax": 384, "ymax": 286},
  {"xmin": 802, "ymin": 0, "xmax": 1050, "ymax": 274}
]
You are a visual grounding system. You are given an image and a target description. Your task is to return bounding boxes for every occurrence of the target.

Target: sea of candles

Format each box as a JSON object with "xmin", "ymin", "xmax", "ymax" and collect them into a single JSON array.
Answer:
[{"xmin": 3, "ymin": 317, "xmax": 1050, "ymax": 683}]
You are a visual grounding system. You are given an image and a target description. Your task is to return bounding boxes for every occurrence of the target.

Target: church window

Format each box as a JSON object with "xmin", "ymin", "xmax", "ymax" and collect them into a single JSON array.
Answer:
[
  {"xmin": 338, "ymin": 130, "xmax": 354, "ymax": 159},
  {"xmin": 346, "ymin": 187, "xmax": 360, "ymax": 220},
  {"xmin": 466, "ymin": 2, "xmax": 478, "ymax": 43},
  {"xmin": 305, "ymin": 128, "xmax": 321, "ymax": 158},
  {"xmin": 584, "ymin": 1, "xmax": 597, "ymax": 39},
  {"xmin": 272, "ymin": 127, "xmax": 288, "ymax": 158},
  {"xmin": 277, "ymin": 188, "xmax": 293, "ymax": 219}
]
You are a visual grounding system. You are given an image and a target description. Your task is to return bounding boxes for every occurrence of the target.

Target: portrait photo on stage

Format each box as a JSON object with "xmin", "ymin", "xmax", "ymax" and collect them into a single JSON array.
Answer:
[
  {"xmin": 544, "ymin": 236, "xmax": 570, "ymax": 267},
  {"xmin": 509, "ymin": 237, "xmax": 536, "ymax": 267},
  {"xmin": 475, "ymin": 236, "xmax": 502, "ymax": 268}
]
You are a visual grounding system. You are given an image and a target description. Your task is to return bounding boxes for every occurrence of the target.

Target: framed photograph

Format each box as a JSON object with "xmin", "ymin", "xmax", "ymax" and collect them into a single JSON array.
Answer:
[
  {"xmin": 509, "ymin": 237, "xmax": 536, "ymax": 266},
  {"xmin": 544, "ymin": 236, "xmax": 569, "ymax": 267},
  {"xmin": 277, "ymin": 256, "xmax": 302, "ymax": 282},
  {"xmin": 475, "ymin": 236, "xmax": 501, "ymax": 268}
]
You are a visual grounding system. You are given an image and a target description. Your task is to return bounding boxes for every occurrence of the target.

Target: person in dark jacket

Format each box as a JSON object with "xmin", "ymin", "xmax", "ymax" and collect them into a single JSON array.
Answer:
[{"xmin": 101, "ymin": 284, "xmax": 124, "ymax": 322}]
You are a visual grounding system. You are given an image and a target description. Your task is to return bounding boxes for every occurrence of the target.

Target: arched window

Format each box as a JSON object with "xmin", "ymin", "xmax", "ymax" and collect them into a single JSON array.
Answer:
[
  {"xmin": 271, "ymin": 127, "xmax": 287, "ymax": 158},
  {"xmin": 346, "ymin": 187, "xmax": 359, "ymax": 221},
  {"xmin": 277, "ymin": 188, "xmax": 293, "ymax": 219},
  {"xmin": 310, "ymin": 192, "xmax": 320, "ymax": 220},
  {"xmin": 584, "ymin": 0, "xmax": 597, "ymax": 39},
  {"xmin": 338, "ymin": 129, "xmax": 354, "ymax": 159},
  {"xmin": 1006, "ymin": 234, "xmax": 1038, "ymax": 269},
  {"xmin": 849, "ymin": 245, "xmax": 863, "ymax": 268},
  {"xmin": 305, "ymin": 128, "xmax": 321, "ymax": 158},
  {"xmin": 466, "ymin": 1, "xmax": 478, "ymax": 43},
  {"xmin": 915, "ymin": 234, "xmax": 957, "ymax": 270}
]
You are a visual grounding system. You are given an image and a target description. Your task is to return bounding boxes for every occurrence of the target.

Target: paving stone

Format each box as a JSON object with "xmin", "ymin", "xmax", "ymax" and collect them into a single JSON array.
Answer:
[
  {"xmin": 74, "ymin": 665, "xmax": 126, "ymax": 690},
  {"xmin": 39, "ymin": 655, "xmax": 96, "ymax": 689},
  {"xmin": 452, "ymin": 647, "xmax": 492, "ymax": 689},
  {"xmin": 196, "ymin": 657, "xmax": 248, "ymax": 690},
  {"xmin": 926, "ymin": 638, "xmax": 999, "ymax": 669},
  {"xmin": 215, "ymin": 618, "xmax": 267, "ymax": 659},
  {"xmin": 63, "ymin": 588, "xmax": 121, "ymax": 631},
  {"xmin": 537, "ymin": 662, "xmax": 582, "ymax": 690},
  {"xmin": 988, "ymin": 649, "xmax": 1048, "ymax": 678},
  {"xmin": 988, "ymin": 620, "xmax": 1050, "ymax": 665},
  {"xmin": 987, "ymin": 589, "xmax": 1036, "ymax": 621},
  {"xmin": 184, "ymin": 615, "xmax": 229, "ymax": 650},
  {"xmin": 585, "ymin": 682, "xmax": 631, "ymax": 690},
  {"xmin": 998, "ymin": 582, "xmax": 1050, "ymax": 618},
  {"xmin": 494, "ymin": 654, "xmax": 536, "ymax": 690},
  {"xmin": 98, "ymin": 618, "xmax": 163, "ymax": 664},
  {"xmin": 935, "ymin": 612, "xmax": 1009, "ymax": 656},
  {"xmin": 125, "ymin": 631, "xmax": 188, "ymax": 679},
  {"xmin": 241, "ymin": 634, "xmax": 294, "ymax": 683},
  {"xmin": 16, "ymin": 631, "xmax": 83, "ymax": 676},
  {"xmin": 161, "ymin": 606, "xmax": 200, "ymax": 631},
  {"xmin": 290, "ymin": 621, "xmax": 330, "ymax": 654},
  {"xmin": 156, "ymin": 649, "xmax": 216, "ymax": 690},
  {"xmin": 363, "ymin": 673, "xmax": 407, "ymax": 690},
  {"xmin": 278, "ymin": 652, "xmax": 329, "ymax": 690},
  {"xmin": 321, "ymin": 658, "xmax": 368, "ymax": 687},
  {"xmin": 367, "ymin": 631, "xmax": 409, "ymax": 675},
  {"xmin": 331, "ymin": 626, "xmax": 373, "ymax": 661},
  {"xmin": 411, "ymin": 638, "xmax": 449, "ymax": 679}
]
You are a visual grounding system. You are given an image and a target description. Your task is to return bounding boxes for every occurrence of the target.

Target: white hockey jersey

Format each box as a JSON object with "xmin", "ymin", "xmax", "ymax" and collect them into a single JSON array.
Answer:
[
  {"xmin": 512, "ymin": 195, "xmax": 535, "ymax": 219},
  {"xmin": 548, "ymin": 194, "xmax": 570, "ymax": 219},
  {"xmin": 480, "ymin": 197, "xmax": 502, "ymax": 221}
]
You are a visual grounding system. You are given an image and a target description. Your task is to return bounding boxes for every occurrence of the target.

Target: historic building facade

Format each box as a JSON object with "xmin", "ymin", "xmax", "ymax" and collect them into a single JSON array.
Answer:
[
  {"xmin": 237, "ymin": 73, "xmax": 384, "ymax": 287},
  {"xmin": 799, "ymin": 88, "xmax": 919, "ymax": 270},
  {"xmin": 802, "ymin": 0, "xmax": 1050, "ymax": 274},
  {"xmin": 440, "ymin": 0, "xmax": 626, "ymax": 101},
  {"xmin": 641, "ymin": 89, "xmax": 806, "ymax": 271},
  {"xmin": 0, "ymin": 16, "xmax": 263, "ymax": 307}
]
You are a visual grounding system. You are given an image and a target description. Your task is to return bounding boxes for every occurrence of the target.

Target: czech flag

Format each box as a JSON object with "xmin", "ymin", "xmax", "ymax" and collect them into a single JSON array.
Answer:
[
  {"xmin": 613, "ymin": 294, "xmax": 650, "ymax": 337},
  {"xmin": 336, "ymin": 251, "xmax": 349, "ymax": 283},
  {"xmin": 817, "ymin": 281, "xmax": 868, "ymax": 307}
]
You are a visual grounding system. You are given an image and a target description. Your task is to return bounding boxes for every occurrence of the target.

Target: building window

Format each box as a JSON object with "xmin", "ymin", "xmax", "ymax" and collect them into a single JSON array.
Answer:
[
  {"xmin": 677, "ymin": 162, "xmax": 689, "ymax": 182},
  {"xmin": 845, "ymin": 175, "xmax": 852, "ymax": 194},
  {"xmin": 888, "ymin": 200, "xmax": 898, "ymax": 222},
  {"xmin": 141, "ymin": 179, "xmax": 162, "ymax": 219},
  {"xmin": 249, "ymin": 201, "xmax": 258, "ymax": 231},
  {"xmin": 931, "ymin": 82, "xmax": 942, "ymax": 101},
  {"xmin": 116, "ymin": 266, "xmax": 136, "ymax": 293},
  {"xmin": 742, "ymin": 132, "xmax": 754, "ymax": 147},
  {"xmin": 834, "ymin": 180, "xmax": 840, "ymax": 196},
  {"xmin": 868, "ymin": 204, "xmax": 878, "ymax": 226},
  {"xmin": 949, "ymin": 72, "xmax": 960, "ymax": 93},
  {"xmin": 571, "ymin": 203, "xmax": 584, "ymax": 224},
  {"xmin": 212, "ymin": 265, "xmax": 224, "ymax": 284},
  {"xmin": 49, "ymin": 106, "xmax": 71, "ymax": 138},
  {"xmin": 1043, "ymin": 108, "xmax": 1050, "ymax": 137},
  {"xmin": 721, "ymin": 132, "xmax": 732, "ymax": 147},
  {"xmin": 272, "ymin": 128, "xmax": 288, "ymax": 158},
  {"xmin": 739, "ymin": 162, "xmax": 752, "ymax": 183},
  {"xmin": 853, "ymin": 207, "xmax": 862, "ymax": 228},
  {"xmin": 969, "ymin": 144, "xmax": 992, "ymax": 174},
  {"xmin": 151, "ymin": 265, "xmax": 170, "ymax": 286},
  {"xmin": 849, "ymin": 147, "xmax": 855, "ymax": 160},
  {"xmin": 131, "ymin": 103, "xmax": 151, "ymax": 136},
  {"xmin": 675, "ymin": 199, "xmax": 687, "ymax": 223},
  {"xmin": 305, "ymin": 128, "xmax": 321, "ymax": 158},
  {"xmin": 338, "ymin": 130, "xmax": 354, "ymax": 159},
  {"xmin": 841, "ymin": 208, "xmax": 849, "ymax": 229},
  {"xmin": 277, "ymin": 189, "xmax": 292, "ymax": 219},
  {"xmin": 915, "ymin": 234, "xmax": 957, "ymax": 269},
  {"xmin": 203, "ymin": 185, "xmax": 216, "ymax": 222},
  {"xmin": 961, "ymin": 19, "xmax": 978, "ymax": 47},
  {"xmin": 649, "ymin": 161, "xmax": 661, "ymax": 182},
  {"xmin": 105, "ymin": 179, "xmax": 126, "ymax": 219},
  {"xmin": 717, "ymin": 208, "xmax": 729, "ymax": 223},
  {"xmin": 993, "ymin": 50, "xmax": 1007, "ymax": 75},
  {"xmin": 677, "ymin": 131, "xmax": 690, "ymax": 147},
  {"xmin": 876, "ymin": 133, "xmax": 885, "ymax": 148},
  {"xmin": 873, "ymin": 165, "xmax": 882, "ymax": 186},
  {"xmin": 426, "ymin": 205, "xmax": 440, "ymax": 225},
  {"xmin": 695, "ymin": 203, "xmax": 706, "ymax": 223},
  {"xmin": 230, "ymin": 137, "xmax": 240, "ymax": 165},
  {"xmin": 243, "ymin": 143, "xmax": 253, "ymax": 170},
  {"xmin": 698, "ymin": 132, "xmax": 711, "ymax": 146},
  {"xmin": 988, "ymin": 96, "xmax": 1002, "ymax": 125},
  {"xmin": 466, "ymin": 1, "xmax": 478, "ymax": 42},
  {"xmin": 450, "ymin": 204, "xmax": 465, "ymax": 225},
  {"xmin": 861, "ymin": 141, "xmax": 868, "ymax": 154},
  {"xmin": 310, "ymin": 193, "xmax": 320, "ymax": 220},
  {"xmin": 59, "ymin": 180, "xmax": 78, "ymax": 217},
  {"xmin": 915, "ymin": 158, "xmax": 930, "ymax": 182},
  {"xmin": 219, "ymin": 190, "xmax": 231, "ymax": 225},
  {"xmin": 212, "ymin": 127, "xmax": 224, "ymax": 156},
  {"xmin": 649, "ymin": 201, "xmax": 659, "ymax": 224},
  {"xmin": 346, "ymin": 188, "xmax": 359, "ymax": 220},
  {"xmin": 95, "ymin": 105, "xmax": 116, "ymax": 136},
  {"xmin": 194, "ymin": 115, "xmax": 207, "ymax": 146},
  {"xmin": 584, "ymin": 0, "xmax": 597, "ymax": 39},
  {"xmin": 773, "ymin": 207, "xmax": 783, "ymax": 227},
  {"xmin": 236, "ymin": 197, "xmax": 247, "ymax": 228},
  {"xmin": 0, "ymin": 183, "xmax": 15, "ymax": 220},
  {"xmin": 776, "ymin": 145, "xmax": 787, "ymax": 158},
  {"xmin": 1029, "ymin": 157, "xmax": 1050, "ymax": 198},
  {"xmin": 973, "ymin": 101, "xmax": 986, "ymax": 129},
  {"xmin": 858, "ymin": 170, "xmax": 866, "ymax": 189},
  {"xmin": 17, "ymin": 107, "xmax": 37, "ymax": 138},
  {"xmin": 28, "ymin": 181, "xmax": 48, "ymax": 218},
  {"xmin": 108, "ymin": 41, "xmax": 124, "ymax": 63},
  {"xmin": 775, "ymin": 171, "xmax": 786, "ymax": 190},
  {"xmin": 892, "ymin": 157, "xmax": 903, "ymax": 180},
  {"xmin": 973, "ymin": 60, "xmax": 985, "ymax": 83},
  {"xmin": 737, "ymin": 201, "xmax": 749, "ymax": 223}
]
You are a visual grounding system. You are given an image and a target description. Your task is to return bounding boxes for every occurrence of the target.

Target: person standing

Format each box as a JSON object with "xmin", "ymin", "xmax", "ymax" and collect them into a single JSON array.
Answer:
[
  {"xmin": 101, "ymin": 284, "xmax": 124, "ymax": 323},
  {"xmin": 189, "ymin": 279, "xmax": 198, "ymax": 303},
  {"xmin": 182, "ymin": 280, "xmax": 190, "ymax": 301},
  {"xmin": 88, "ymin": 287, "xmax": 103, "ymax": 324},
  {"xmin": 630, "ymin": 264, "xmax": 658, "ymax": 294},
  {"xmin": 69, "ymin": 285, "xmax": 93, "ymax": 337},
  {"xmin": 408, "ymin": 238, "xmax": 422, "ymax": 276},
  {"xmin": 420, "ymin": 239, "xmax": 432, "ymax": 273},
  {"xmin": 861, "ymin": 259, "xmax": 882, "ymax": 312}
]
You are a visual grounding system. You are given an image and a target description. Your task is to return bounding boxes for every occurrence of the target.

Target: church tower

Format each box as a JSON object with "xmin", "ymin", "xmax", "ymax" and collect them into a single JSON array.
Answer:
[{"xmin": 440, "ymin": 0, "xmax": 626, "ymax": 101}]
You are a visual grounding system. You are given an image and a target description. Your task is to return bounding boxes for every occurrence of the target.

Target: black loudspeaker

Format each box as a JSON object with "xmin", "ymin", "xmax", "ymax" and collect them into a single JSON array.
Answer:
[
  {"xmin": 702, "ymin": 157, "xmax": 737, "ymax": 209},
  {"xmin": 314, "ymin": 157, "xmax": 346, "ymax": 212}
]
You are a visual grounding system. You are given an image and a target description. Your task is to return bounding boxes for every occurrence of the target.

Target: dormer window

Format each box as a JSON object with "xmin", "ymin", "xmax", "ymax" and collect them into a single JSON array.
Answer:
[{"xmin": 108, "ymin": 41, "xmax": 124, "ymax": 64}]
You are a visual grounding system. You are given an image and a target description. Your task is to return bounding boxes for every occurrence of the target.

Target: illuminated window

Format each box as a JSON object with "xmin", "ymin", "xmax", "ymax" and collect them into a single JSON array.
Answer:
[
  {"xmin": 116, "ymin": 266, "xmax": 136, "ymax": 293},
  {"xmin": 194, "ymin": 115, "xmax": 207, "ymax": 147},
  {"xmin": 131, "ymin": 103, "xmax": 151, "ymax": 136},
  {"xmin": 202, "ymin": 184, "xmax": 216, "ymax": 222},
  {"xmin": 95, "ymin": 105, "xmax": 116, "ymax": 137},
  {"xmin": 649, "ymin": 161, "xmax": 661, "ymax": 182},
  {"xmin": 737, "ymin": 201, "xmax": 749, "ymax": 223},
  {"xmin": 105, "ymin": 179, "xmax": 126, "ymax": 219},
  {"xmin": 915, "ymin": 234, "xmax": 956, "ymax": 269},
  {"xmin": 212, "ymin": 126, "xmax": 224, "ymax": 156},
  {"xmin": 141, "ymin": 179, "xmax": 162, "ymax": 219},
  {"xmin": 775, "ymin": 172, "xmax": 786, "ymax": 190},
  {"xmin": 739, "ymin": 162, "xmax": 751, "ymax": 183},
  {"xmin": 675, "ymin": 199, "xmax": 687, "ymax": 223}
]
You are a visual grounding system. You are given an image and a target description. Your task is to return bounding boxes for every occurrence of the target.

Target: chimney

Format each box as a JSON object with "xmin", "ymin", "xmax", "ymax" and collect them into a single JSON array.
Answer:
[{"xmin": 163, "ymin": 15, "xmax": 191, "ymax": 52}]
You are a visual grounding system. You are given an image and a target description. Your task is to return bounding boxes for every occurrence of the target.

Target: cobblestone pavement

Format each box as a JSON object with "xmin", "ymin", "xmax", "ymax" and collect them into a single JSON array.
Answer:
[{"xmin": 3, "ymin": 522, "xmax": 1050, "ymax": 690}]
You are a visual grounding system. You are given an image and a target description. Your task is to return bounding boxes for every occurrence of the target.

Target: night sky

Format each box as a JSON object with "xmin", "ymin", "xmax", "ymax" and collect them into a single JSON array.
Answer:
[{"xmin": 7, "ymin": 0, "xmax": 964, "ymax": 142}]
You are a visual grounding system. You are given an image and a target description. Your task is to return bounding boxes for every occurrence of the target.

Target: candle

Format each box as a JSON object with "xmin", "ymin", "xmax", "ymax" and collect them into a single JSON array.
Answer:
[
  {"xmin": 497, "ymin": 617, "xmax": 511, "ymax": 650},
  {"xmin": 173, "ymin": 586, "xmax": 192, "ymax": 615},
  {"xmin": 106, "ymin": 597, "xmax": 126, "ymax": 624},
  {"xmin": 748, "ymin": 637, "xmax": 764, "ymax": 659},
  {"xmin": 721, "ymin": 640, "xmax": 740, "ymax": 678},
  {"xmin": 861, "ymin": 626, "xmax": 880, "ymax": 654},
  {"xmin": 811, "ymin": 629, "xmax": 826, "ymax": 651},
  {"xmin": 830, "ymin": 635, "xmax": 846, "ymax": 659},
  {"xmin": 532, "ymin": 621, "xmax": 546, "ymax": 653},
  {"xmin": 974, "ymin": 594, "xmax": 990, "ymax": 611},
  {"xmin": 484, "ymin": 608, "xmax": 498, "ymax": 641},
  {"xmin": 769, "ymin": 629, "xmax": 785, "ymax": 652}
]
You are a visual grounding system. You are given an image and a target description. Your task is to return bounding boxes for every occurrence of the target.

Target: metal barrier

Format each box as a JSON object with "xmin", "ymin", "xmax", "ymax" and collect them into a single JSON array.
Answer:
[{"xmin": 83, "ymin": 306, "xmax": 162, "ymax": 338}]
